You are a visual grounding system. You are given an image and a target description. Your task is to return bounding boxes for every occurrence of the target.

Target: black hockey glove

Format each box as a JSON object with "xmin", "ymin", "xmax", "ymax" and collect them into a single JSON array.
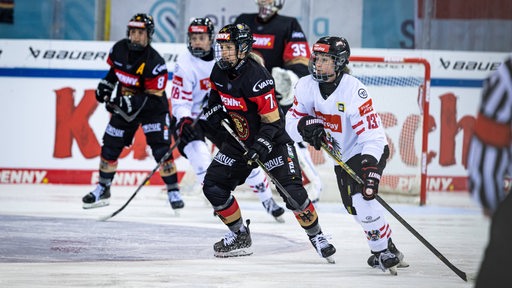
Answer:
[
  {"xmin": 203, "ymin": 103, "xmax": 227, "ymax": 129},
  {"xmin": 96, "ymin": 79, "xmax": 115, "ymax": 103},
  {"xmin": 360, "ymin": 155, "xmax": 381, "ymax": 200},
  {"xmin": 244, "ymin": 136, "xmax": 273, "ymax": 168},
  {"xmin": 297, "ymin": 116, "xmax": 326, "ymax": 150},
  {"xmin": 177, "ymin": 117, "xmax": 199, "ymax": 145}
]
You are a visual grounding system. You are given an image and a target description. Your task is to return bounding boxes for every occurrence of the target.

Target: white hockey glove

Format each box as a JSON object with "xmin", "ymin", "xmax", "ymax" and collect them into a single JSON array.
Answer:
[{"xmin": 272, "ymin": 67, "xmax": 299, "ymax": 106}]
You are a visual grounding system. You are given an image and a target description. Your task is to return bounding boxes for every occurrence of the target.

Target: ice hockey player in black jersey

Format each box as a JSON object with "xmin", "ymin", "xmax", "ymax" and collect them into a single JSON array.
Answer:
[
  {"xmin": 82, "ymin": 13, "xmax": 184, "ymax": 211},
  {"xmin": 169, "ymin": 17, "xmax": 286, "ymax": 222},
  {"xmin": 202, "ymin": 23, "xmax": 335, "ymax": 262},
  {"xmin": 235, "ymin": 0, "xmax": 323, "ymax": 203}
]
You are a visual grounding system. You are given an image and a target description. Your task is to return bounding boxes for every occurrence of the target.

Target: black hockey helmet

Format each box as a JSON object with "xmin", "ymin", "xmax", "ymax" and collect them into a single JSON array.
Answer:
[
  {"xmin": 187, "ymin": 17, "xmax": 215, "ymax": 58},
  {"xmin": 214, "ymin": 23, "xmax": 255, "ymax": 70},
  {"xmin": 308, "ymin": 36, "xmax": 351, "ymax": 82},
  {"xmin": 126, "ymin": 13, "xmax": 155, "ymax": 50},
  {"xmin": 256, "ymin": 0, "xmax": 285, "ymax": 20}
]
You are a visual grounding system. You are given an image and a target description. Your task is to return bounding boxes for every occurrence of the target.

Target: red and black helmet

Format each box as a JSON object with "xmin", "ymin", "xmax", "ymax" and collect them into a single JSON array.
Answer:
[
  {"xmin": 214, "ymin": 23, "xmax": 255, "ymax": 70},
  {"xmin": 309, "ymin": 36, "xmax": 351, "ymax": 82},
  {"xmin": 187, "ymin": 17, "xmax": 215, "ymax": 57},
  {"xmin": 126, "ymin": 13, "xmax": 155, "ymax": 46}
]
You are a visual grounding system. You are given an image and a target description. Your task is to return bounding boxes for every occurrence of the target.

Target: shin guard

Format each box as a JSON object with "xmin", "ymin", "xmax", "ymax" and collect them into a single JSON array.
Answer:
[{"xmin": 293, "ymin": 200, "xmax": 319, "ymax": 230}]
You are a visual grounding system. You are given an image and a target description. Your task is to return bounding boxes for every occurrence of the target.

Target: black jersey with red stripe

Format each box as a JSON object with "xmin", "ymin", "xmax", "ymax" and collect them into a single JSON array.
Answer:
[
  {"xmin": 208, "ymin": 57, "xmax": 292, "ymax": 147},
  {"xmin": 106, "ymin": 39, "xmax": 169, "ymax": 109},
  {"xmin": 234, "ymin": 13, "xmax": 310, "ymax": 77}
]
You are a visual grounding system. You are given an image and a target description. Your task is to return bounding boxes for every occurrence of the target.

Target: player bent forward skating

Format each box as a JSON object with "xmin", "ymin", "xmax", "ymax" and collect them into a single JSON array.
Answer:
[{"xmin": 202, "ymin": 23, "xmax": 336, "ymax": 262}]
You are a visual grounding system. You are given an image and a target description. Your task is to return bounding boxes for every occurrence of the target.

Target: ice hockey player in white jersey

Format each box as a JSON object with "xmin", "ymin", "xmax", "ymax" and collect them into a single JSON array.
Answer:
[
  {"xmin": 285, "ymin": 36, "xmax": 409, "ymax": 274},
  {"xmin": 170, "ymin": 17, "xmax": 285, "ymax": 222}
]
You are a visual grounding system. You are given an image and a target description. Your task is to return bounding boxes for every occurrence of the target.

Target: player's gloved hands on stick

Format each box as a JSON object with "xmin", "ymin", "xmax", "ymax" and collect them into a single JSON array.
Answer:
[
  {"xmin": 360, "ymin": 155, "xmax": 381, "ymax": 200},
  {"xmin": 204, "ymin": 103, "xmax": 227, "ymax": 129},
  {"xmin": 244, "ymin": 136, "xmax": 273, "ymax": 168},
  {"xmin": 177, "ymin": 117, "xmax": 199, "ymax": 145},
  {"xmin": 297, "ymin": 116, "xmax": 326, "ymax": 150},
  {"xmin": 96, "ymin": 79, "xmax": 115, "ymax": 103}
]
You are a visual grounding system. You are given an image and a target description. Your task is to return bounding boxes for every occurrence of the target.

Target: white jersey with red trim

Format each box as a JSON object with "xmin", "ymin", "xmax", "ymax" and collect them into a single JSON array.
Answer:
[
  {"xmin": 169, "ymin": 50, "xmax": 214, "ymax": 122},
  {"xmin": 285, "ymin": 73, "xmax": 388, "ymax": 162}
]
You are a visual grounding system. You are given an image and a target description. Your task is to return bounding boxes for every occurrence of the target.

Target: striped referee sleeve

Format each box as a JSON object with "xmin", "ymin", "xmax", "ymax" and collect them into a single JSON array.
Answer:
[{"xmin": 468, "ymin": 56, "xmax": 512, "ymax": 215}]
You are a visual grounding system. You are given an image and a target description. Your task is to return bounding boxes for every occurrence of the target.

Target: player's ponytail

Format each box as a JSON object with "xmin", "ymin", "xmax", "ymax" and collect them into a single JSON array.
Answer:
[{"xmin": 248, "ymin": 52, "xmax": 265, "ymax": 67}]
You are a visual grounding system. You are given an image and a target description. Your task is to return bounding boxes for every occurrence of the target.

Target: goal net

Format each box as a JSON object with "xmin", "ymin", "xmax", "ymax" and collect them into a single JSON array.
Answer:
[{"xmin": 308, "ymin": 56, "xmax": 430, "ymax": 205}]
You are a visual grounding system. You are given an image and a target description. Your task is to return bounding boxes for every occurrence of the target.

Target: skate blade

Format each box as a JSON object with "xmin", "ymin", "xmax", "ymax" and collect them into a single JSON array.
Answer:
[
  {"xmin": 214, "ymin": 248, "xmax": 253, "ymax": 258},
  {"xmin": 325, "ymin": 256, "xmax": 336, "ymax": 264},
  {"xmin": 388, "ymin": 266, "xmax": 398, "ymax": 276},
  {"xmin": 374, "ymin": 263, "xmax": 399, "ymax": 275},
  {"xmin": 274, "ymin": 216, "xmax": 285, "ymax": 223},
  {"xmin": 82, "ymin": 200, "xmax": 110, "ymax": 209},
  {"xmin": 466, "ymin": 272, "xmax": 477, "ymax": 282},
  {"xmin": 397, "ymin": 260, "xmax": 409, "ymax": 268}
]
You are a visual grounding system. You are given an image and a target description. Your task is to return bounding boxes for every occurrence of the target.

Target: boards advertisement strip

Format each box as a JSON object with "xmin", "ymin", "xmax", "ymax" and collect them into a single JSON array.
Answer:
[{"xmin": 0, "ymin": 39, "xmax": 508, "ymax": 192}]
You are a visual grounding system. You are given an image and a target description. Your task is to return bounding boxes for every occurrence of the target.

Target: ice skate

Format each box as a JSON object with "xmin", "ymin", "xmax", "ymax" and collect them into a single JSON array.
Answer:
[
  {"xmin": 309, "ymin": 232, "xmax": 336, "ymax": 264},
  {"xmin": 167, "ymin": 190, "xmax": 185, "ymax": 211},
  {"xmin": 214, "ymin": 219, "xmax": 252, "ymax": 258},
  {"xmin": 368, "ymin": 249, "xmax": 400, "ymax": 275},
  {"xmin": 262, "ymin": 198, "xmax": 285, "ymax": 223},
  {"xmin": 82, "ymin": 184, "xmax": 111, "ymax": 209},
  {"xmin": 367, "ymin": 238, "xmax": 409, "ymax": 270}
]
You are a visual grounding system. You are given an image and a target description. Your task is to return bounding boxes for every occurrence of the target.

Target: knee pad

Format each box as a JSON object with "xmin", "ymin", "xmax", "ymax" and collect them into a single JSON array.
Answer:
[
  {"xmin": 203, "ymin": 181, "xmax": 231, "ymax": 207},
  {"xmin": 101, "ymin": 146, "xmax": 123, "ymax": 161},
  {"xmin": 276, "ymin": 180, "xmax": 309, "ymax": 210},
  {"xmin": 151, "ymin": 144, "xmax": 171, "ymax": 162}
]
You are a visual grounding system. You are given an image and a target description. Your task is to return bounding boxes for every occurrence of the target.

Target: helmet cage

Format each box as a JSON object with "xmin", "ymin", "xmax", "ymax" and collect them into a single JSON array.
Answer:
[
  {"xmin": 214, "ymin": 24, "xmax": 254, "ymax": 70},
  {"xmin": 308, "ymin": 37, "xmax": 350, "ymax": 82},
  {"xmin": 255, "ymin": 0, "xmax": 285, "ymax": 20},
  {"xmin": 187, "ymin": 17, "xmax": 215, "ymax": 58}
]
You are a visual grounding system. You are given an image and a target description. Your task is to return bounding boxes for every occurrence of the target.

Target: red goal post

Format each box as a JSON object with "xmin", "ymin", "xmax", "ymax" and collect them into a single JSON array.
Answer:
[{"xmin": 308, "ymin": 56, "xmax": 430, "ymax": 205}]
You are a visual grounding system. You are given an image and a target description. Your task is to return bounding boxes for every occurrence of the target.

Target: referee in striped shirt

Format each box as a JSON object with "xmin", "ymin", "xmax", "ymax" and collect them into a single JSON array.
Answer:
[{"xmin": 468, "ymin": 54, "xmax": 512, "ymax": 288}]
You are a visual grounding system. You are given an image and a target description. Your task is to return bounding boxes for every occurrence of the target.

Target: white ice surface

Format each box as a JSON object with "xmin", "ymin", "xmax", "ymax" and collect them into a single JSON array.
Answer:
[{"xmin": 0, "ymin": 184, "xmax": 488, "ymax": 288}]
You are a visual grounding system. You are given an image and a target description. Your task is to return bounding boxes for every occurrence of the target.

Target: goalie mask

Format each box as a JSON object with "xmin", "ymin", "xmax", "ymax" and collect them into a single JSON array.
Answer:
[
  {"xmin": 255, "ymin": 0, "xmax": 285, "ymax": 21},
  {"xmin": 187, "ymin": 17, "xmax": 215, "ymax": 58},
  {"xmin": 214, "ymin": 23, "xmax": 255, "ymax": 71},
  {"xmin": 309, "ymin": 36, "xmax": 350, "ymax": 83},
  {"xmin": 126, "ymin": 13, "xmax": 155, "ymax": 51}
]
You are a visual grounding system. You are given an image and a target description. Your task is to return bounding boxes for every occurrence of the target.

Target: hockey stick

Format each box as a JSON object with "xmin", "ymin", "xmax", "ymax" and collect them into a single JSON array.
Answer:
[
  {"xmin": 320, "ymin": 142, "xmax": 471, "ymax": 282},
  {"xmin": 220, "ymin": 120, "xmax": 301, "ymax": 210},
  {"xmin": 106, "ymin": 96, "xmax": 148, "ymax": 122},
  {"xmin": 98, "ymin": 109, "xmax": 205, "ymax": 222}
]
